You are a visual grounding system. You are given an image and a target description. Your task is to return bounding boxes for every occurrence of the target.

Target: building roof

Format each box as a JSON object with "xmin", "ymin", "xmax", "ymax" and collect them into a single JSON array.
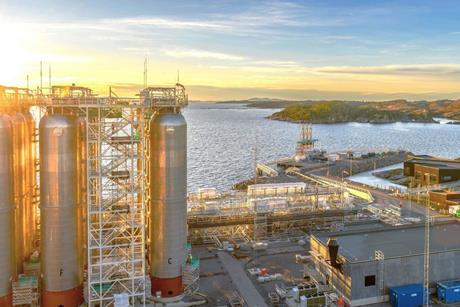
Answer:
[
  {"xmin": 413, "ymin": 161, "xmax": 460, "ymax": 170},
  {"xmin": 430, "ymin": 190, "xmax": 460, "ymax": 196},
  {"xmin": 405, "ymin": 155, "xmax": 460, "ymax": 171},
  {"xmin": 247, "ymin": 182, "xmax": 306, "ymax": 190},
  {"xmin": 314, "ymin": 221, "xmax": 460, "ymax": 263}
]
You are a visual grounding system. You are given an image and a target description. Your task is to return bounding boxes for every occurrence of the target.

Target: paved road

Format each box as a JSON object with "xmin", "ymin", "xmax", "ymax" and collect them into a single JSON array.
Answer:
[
  {"xmin": 340, "ymin": 177, "xmax": 444, "ymax": 218},
  {"xmin": 217, "ymin": 251, "xmax": 268, "ymax": 307},
  {"xmin": 304, "ymin": 171, "xmax": 442, "ymax": 219}
]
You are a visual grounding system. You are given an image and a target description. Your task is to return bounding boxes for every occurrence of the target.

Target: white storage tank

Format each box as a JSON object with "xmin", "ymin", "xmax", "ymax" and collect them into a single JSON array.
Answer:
[
  {"xmin": 0, "ymin": 114, "xmax": 14, "ymax": 305},
  {"xmin": 149, "ymin": 112, "xmax": 187, "ymax": 299},
  {"xmin": 39, "ymin": 115, "xmax": 83, "ymax": 306}
]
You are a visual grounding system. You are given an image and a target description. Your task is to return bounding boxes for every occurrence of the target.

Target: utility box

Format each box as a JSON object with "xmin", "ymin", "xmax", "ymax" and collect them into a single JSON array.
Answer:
[
  {"xmin": 437, "ymin": 280, "xmax": 460, "ymax": 304},
  {"xmin": 390, "ymin": 284, "xmax": 425, "ymax": 307}
]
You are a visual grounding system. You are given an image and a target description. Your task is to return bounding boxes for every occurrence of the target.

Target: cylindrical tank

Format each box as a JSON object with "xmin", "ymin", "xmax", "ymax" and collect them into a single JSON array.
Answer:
[
  {"xmin": 75, "ymin": 117, "xmax": 87, "ymax": 285},
  {"xmin": 39, "ymin": 115, "xmax": 83, "ymax": 306},
  {"xmin": 10, "ymin": 110, "xmax": 36, "ymax": 272},
  {"xmin": 11, "ymin": 112, "xmax": 27, "ymax": 275},
  {"xmin": 23, "ymin": 111, "xmax": 37, "ymax": 256},
  {"xmin": 0, "ymin": 115, "xmax": 14, "ymax": 305},
  {"xmin": 149, "ymin": 112, "xmax": 187, "ymax": 299}
]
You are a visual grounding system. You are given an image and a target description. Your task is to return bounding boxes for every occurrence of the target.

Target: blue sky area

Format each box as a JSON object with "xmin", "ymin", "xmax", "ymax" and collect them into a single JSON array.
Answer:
[{"xmin": 1, "ymin": 0, "xmax": 460, "ymax": 100}]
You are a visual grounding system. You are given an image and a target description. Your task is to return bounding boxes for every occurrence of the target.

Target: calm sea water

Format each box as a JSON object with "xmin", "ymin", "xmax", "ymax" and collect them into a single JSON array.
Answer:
[{"xmin": 183, "ymin": 103, "xmax": 460, "ymax": 192}]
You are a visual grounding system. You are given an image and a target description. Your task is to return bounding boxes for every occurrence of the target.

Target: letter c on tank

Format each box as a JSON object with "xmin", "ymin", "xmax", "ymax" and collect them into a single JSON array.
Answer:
[{"xmin": 168, "ymin": 257, "xmax": 172, "ymax": 264}]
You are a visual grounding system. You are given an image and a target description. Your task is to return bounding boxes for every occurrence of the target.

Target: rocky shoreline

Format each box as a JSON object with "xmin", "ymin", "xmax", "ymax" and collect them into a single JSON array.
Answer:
[{"xmin": 268, "ymin": 116, "xmax": 436, "ymax": 124}]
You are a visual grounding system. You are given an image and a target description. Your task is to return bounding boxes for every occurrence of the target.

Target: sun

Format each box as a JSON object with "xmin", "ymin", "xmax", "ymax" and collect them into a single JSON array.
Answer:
[{"xmin": 0, "ymin": 16, "xmax": 30, "ymax": 86}]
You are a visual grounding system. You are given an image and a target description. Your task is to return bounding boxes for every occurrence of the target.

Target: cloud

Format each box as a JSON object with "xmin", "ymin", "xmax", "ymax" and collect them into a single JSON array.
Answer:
[
  {"xmin": 162, "ymin": 48, "xmax": 246, "ymax": 61},
  {"xmin": 47, "ymin": 1, "xmax": 348, "ymax": 40},
  {"xmin": 251, "ymin": 60, "xmax": 300, "ymax": 68},
  {"xmin": 316, "ymin": 64, "xmax": 460, "ymax": 76},
  {"xmin": 120, "ymin": 47, "xmax": 153, "ymax": 55},
  {"xmin": 28, "ymin": 53, "xmax": 92, "ymax": 63},
  {"xmin": 187, "ymin": 85, "xmax": 460, "ymax": 102},
  {"xmin": 110, "ymin": 17, "xmax": 230, "ymax": 30}
]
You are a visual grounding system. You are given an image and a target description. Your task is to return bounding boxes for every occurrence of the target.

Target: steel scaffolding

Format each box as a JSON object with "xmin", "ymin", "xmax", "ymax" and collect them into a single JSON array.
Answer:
[
  {"xmin": 1, "ymin": 83, "xmax": 189, "ymax": 306},
  {"xmin": 35, "ymin": 97, "xmax": 148, "ymax": 306},
  {"xmin": 84, "ymin": 104, "xmax": 146, "ymax": 306}
]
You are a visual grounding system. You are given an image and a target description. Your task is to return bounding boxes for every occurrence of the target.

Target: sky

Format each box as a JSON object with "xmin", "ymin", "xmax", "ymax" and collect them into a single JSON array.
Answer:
[{"xmin": 1, "ymin": 0, "xmax": 460, "ymax": 100}]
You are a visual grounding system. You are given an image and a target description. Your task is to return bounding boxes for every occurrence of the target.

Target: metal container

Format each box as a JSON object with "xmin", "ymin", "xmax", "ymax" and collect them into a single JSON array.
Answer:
[
  {"xmin": 10, "ymin": 110, "xmax": 35, "ymax": 272},
  {"xmin": 0, "ymin": 114, "xmax": 14, "ymax": 301},
  {"xmin": 39, "ymin": 115, "xmax": 82, "ymax": 305},
  {"xmin": 24, "ymin": 111, "xmax": 36, "ymax": 257},
  {"xmin": 11, "ymin": 112, "xmax": 27, "ymax": 274},
  {"xmin": 437, "ymin": 280, "xmax": 460, "ymax": 304},
  {"xmin": 390, "ymin": 284, "xmax": 425, "ymax": 307},
  {"xmin": 149, "ymin": 113, "xmax": 187, "ymax": 298},
  {"xmin": 75, "ymin": 117, "xmax": 87, "ymax": 284}
]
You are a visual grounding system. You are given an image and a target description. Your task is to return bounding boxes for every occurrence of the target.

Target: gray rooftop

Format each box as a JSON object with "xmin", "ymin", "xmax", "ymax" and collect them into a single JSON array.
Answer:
[
  {"xmin": 406, "ymin": 157, "xmax": 460, "ymax": 170},
  {"xmin": 340, "ymin": 220, "xmax": 386, "ymax": 232},
  {"xmin": 315, "ymin": 221, "xmax": 460, "ymax": 263}
]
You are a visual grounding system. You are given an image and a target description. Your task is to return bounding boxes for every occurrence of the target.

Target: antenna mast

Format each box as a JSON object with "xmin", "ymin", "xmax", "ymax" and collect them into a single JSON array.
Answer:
[
  {"xmin": 49, "ymin": 65, "xmax": 52, "ymax": 92},
  {"xmin": 40, "ymin": 61, "xmax": 43, "ymax": 94},
  {"xmin": 423, "ymin": 183, "xmax": 430, "ymax": 306},
  {"xmin": 143, "ymin": 58, "xmax": 148, "ymax": 89}
]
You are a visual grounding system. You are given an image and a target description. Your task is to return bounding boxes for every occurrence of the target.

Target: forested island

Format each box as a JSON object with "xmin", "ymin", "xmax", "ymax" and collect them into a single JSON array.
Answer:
[{"xmin": 268, "ymin": 100, "xmax": 460, "ymax": 124}]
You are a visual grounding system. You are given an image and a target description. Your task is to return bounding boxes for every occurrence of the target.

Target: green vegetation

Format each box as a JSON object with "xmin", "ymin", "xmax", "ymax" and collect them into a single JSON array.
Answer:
[{"xmin": 270, "ymin": 100, "xmax": 435, "ymax": 124}]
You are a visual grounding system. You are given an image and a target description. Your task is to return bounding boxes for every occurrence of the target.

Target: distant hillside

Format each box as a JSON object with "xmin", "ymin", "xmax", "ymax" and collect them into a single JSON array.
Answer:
[
  {"xmin": 216, "ymin": 97, "xmax": 460, "ymax": 123},
  {"xmin": 269, "ymin": 100, "xmax": 441, "ymax": 124},
  {"xmin": 217, "ymin": 98, "xmax": 310, "ymax": 108}
]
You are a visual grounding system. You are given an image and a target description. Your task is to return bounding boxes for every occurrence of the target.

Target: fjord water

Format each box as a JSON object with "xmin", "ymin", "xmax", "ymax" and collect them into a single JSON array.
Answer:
[{"xmin": 183, "ymin": 103, "xmax": 460, "ymax": 192}]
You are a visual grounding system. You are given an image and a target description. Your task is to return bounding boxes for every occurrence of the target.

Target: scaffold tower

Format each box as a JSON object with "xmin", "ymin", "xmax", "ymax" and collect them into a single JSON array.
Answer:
[
  {"xmin": 1, "ymin": 81, "xmax": 189, "ymax": 306},
  {"xmin": 253, "ymin": 212, "xmax": 268, "ymax": 241},
  {"xmin": 85, "ymin": 105, "xmax": 146, "ymax": 305},
  {"xmin": 37, "ymin": 87, "xmax": 148, "ymax": 306}
]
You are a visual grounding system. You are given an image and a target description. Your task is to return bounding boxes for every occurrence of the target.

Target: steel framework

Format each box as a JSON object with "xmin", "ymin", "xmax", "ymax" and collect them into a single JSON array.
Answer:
[
  {"xmin": 84, "ymin": 104, "xmax": 147, "ymax": 306},
  {"xmin": 30, "ymin": 84, "xmax": 188, "ymax": 306},
  {"xmin": 35, "ymin": 97, "xmax": 148, "ymax": 306}
]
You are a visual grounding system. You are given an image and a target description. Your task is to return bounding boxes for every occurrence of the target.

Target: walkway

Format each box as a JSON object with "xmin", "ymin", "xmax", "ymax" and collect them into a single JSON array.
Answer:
[{"xmin": 217, "ymin": 251, "xmax": 268, "ymax": 307}]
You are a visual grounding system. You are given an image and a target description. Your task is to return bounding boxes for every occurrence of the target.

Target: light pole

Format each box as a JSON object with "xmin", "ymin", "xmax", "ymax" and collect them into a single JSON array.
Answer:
[{"xmin": 423, "ymin": 173, "xmax": 431, "ymax": 307}]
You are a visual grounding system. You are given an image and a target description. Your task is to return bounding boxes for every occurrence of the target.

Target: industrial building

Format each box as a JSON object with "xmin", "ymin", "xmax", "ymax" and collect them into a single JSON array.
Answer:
[
  {"xmin": 310, "ymin": 220, "xmax": 460, "ymax": 306},
  {"xmin": 247, "ymin": 182, "xmax": 307, "ymax": 197},
  {"xmin": 187, "ymin": 182, "xmax": 354, "ymax": 244},
  {"xmin": 404, "ymin": 155, "xmax": 460, "ymax": 186},
  {"xmin": 0, "ymin": 84, "xmax": 194, "ymax": 306},
  {"xmin": 429, "ymin": 190, "xmax": 460, "ymax": 211}
]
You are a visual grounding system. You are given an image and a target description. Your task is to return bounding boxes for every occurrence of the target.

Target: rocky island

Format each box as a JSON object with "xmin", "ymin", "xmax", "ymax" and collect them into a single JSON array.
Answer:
[
  {"xmin": 269, "ymin": 100, "xmax": 452, "ymax": 124},
  {"xmin": 217, "ymin": 97, "xmax": 460, "ymax": 124}
]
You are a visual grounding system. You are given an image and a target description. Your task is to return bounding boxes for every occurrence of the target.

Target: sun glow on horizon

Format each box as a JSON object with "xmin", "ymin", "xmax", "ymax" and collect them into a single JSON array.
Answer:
[{"xmin": 2, "ymin": 1, "xmax": 460, "ymax": 101}]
